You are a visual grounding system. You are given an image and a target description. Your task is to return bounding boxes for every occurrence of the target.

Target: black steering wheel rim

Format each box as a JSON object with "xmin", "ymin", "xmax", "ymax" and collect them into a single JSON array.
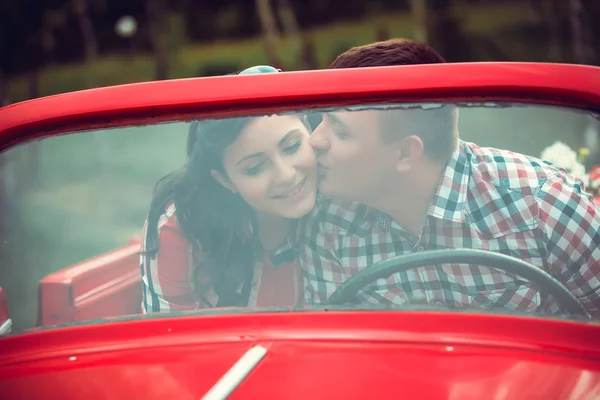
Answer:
[{"xmin": 325, "ymin": 249, "xmax": 590, "ymax": 319}]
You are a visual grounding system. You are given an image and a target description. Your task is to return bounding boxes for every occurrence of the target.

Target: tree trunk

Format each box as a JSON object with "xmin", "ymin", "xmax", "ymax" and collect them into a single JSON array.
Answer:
[
  {"xmin": 411, "ymin": 0, "xmax": 428, "ymax": 43},
  {"xmin": 73, "ymin": 0, "xmax": 99, "ymax": 88},
  {"xmin": 528, "ymin": 0, "xmax": 544, "ymax": 23},
  {"xmin": 277, "ymin": 0, "xmax": 300, "ymax": 38},
  {"xmin": 277, "ymin": 0, "xmax": 304, "ymax": 69},
  {"xmin": 256, "ymin": 0, "xmax": 282, "ymax": 69},
  {"xmin": 376, "ymin": 26, "xmax": 390, "ymax": 42},
  {"xmin": 426, "ymin": 0, "xmax": 450, "ymax": 56},
  {"xmin": 28, "ymin": 70, "xmax": 40, "ymax": 100},
  {"xmin": 0, "ymin": 69, "xmax": 8, "ymax": 106},
  {"xmin": 300, "ymin": 35, "xmax": 319, "ymax": 69},
  {"xmin": 146, "ymin": 0, "xmax": 169, "ymax": 80},
  {"xmin": 546, "ymin": 0, "xmax": 562, "ymax": 62},
  {"xmin": 569, "ymin": 0, "xmax": 595, "ymax": 64},
  {"xmin": 73, "ymin": 0, "xmax": 98, "ymax": 63},
  {"xmin": 426, "ymin": 0, "xmax": 468, "ymax": 62}
]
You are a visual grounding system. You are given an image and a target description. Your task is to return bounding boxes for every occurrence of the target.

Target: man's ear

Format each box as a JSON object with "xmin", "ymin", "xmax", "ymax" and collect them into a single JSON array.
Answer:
[
  {"xmin": 211, "ymin": 170, "xmax": 237, "ymax": 193},
  {"xmin": 394, "ymin": 135, "xmax": 424, "ymax": 173}
]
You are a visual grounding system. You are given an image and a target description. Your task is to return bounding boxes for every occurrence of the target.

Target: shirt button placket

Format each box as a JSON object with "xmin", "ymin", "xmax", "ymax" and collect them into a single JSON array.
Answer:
[{"xmin": 413, "ymin": 243, "xmax": 429, "ymax": 304}]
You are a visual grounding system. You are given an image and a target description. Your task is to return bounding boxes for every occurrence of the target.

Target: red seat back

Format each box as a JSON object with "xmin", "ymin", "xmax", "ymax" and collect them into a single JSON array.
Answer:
[{"xmin": 37, "ymin": 237, "xmax": 142, "ymax": 327}]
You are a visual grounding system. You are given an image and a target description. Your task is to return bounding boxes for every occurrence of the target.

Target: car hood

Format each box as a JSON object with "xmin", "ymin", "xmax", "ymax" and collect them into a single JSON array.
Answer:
[{"xmin": 1, "ymin": 311, "xmax": 600, "ymax": 399}]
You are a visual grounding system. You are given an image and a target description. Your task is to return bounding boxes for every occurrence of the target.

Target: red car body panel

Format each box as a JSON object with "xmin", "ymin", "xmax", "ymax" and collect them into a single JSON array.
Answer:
[
  {"xmin": 36, "ymin": 237, "xmax": 142, "ymax": 327},
  {"xmin": 0, "ymin": 287, "xmax": 8, "ymax": 323},
  {"xmin": 1, "ymin": 312, "xmax": 600, "ymax": 398},
  {"xmin": 1, "ymin": 62, "xmax": 600, "ymax": 398}
]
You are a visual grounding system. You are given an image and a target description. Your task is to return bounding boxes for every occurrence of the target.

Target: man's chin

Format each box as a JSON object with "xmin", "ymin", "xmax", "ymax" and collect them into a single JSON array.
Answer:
[
  {"xmin": 318, "ymin": 181, "xmax": 348, "ymax": 201},
  {"xmin": 318, "ymin": 182, "xmax": 372, "ymax": 206}
]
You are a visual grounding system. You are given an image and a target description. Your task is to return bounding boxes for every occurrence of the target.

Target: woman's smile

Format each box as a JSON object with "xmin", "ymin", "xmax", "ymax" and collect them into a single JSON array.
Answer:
[{"xmin": 272, "ymin": 176, "xmax": 307, "ymax": 200}]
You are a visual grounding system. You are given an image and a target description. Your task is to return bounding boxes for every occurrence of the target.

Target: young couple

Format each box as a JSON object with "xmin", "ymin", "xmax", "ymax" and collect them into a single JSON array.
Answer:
[{"xmin": 140, "ymin": 39, "xmax": 600, "ymax": 318}]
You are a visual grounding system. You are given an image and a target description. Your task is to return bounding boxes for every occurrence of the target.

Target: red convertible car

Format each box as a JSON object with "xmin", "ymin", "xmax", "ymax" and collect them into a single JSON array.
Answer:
[{"xmin": 0, "ymin": 62, "xmax": 599, "ymax": 399}]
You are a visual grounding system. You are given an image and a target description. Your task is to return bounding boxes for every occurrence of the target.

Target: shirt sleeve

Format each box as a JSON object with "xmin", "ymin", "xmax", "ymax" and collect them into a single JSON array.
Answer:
[
  {"xmin": 300, "ymin": 214, "xmax": 348, "ymax": 305},
  {"xmin": 141, "ymin": 210, "xmax": 203, "ymax": 314},
  {"xmin": 538, "ymin": 173, "xmax": 600, "ymax": 318}
]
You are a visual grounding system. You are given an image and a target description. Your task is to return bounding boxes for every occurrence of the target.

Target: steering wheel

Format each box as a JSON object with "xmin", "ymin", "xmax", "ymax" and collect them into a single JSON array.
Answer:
[{"xmin": 326, "ymin": 249, "xmax": 591, "ymax": 319}]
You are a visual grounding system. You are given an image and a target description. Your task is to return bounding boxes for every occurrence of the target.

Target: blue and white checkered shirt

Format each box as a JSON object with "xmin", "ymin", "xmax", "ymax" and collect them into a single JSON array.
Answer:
[{"xmin": 301, "ymin": 140, "xmax": 600, "ymax": 318}]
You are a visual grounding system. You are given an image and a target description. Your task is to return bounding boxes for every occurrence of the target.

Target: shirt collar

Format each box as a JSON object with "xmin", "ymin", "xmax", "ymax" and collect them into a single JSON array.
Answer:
[
  {"xmin": 375, "ymin": 140, "xmax": 471, "ymax": 230},
  {"xmin": 269, "ymin": 239, "xmax": 296, "ymax": 266},
  {"xmin": 427, "ymin": 140, "xmax": 471, "ymax": 223}
]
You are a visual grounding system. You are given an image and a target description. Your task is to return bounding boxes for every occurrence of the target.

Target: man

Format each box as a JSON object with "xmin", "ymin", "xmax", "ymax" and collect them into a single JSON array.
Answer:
[{"xmin": 301, "ymin": 38, "xmax": 600, "ymax": 318}]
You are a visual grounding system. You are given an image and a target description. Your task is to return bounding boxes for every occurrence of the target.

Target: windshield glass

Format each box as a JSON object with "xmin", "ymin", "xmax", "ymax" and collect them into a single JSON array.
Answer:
[{"xmin": 2, "ymin": 101, "xmax": 599, "ymax": 333}]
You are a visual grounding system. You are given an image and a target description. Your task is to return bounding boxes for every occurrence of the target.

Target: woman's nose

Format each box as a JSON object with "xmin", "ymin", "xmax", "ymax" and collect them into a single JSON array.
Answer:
[{"xmin": 274, "ymin": 160, "xmax": 296, "ymax": 184}]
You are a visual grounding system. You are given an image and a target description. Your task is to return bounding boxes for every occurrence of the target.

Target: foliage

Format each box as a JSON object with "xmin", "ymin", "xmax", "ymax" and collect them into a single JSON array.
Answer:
[
  {"xmin": 6, "ymin": 2, "xmax": 544, "ymax": 103},
  {"xmin": 196, "ymin": 61, "xmax": 243, "ymax": 77}
]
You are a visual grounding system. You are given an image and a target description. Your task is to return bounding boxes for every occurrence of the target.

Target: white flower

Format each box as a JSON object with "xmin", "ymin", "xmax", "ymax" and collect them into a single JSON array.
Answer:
[
  {"xmin": 541, "ymin": 141, "xmax": 589, "ymax": 187},
  {"xmin": 540, "ymin": 141, "xmax": 578, "ymax": 172},
  {"xmin": 571, "ymin": 162, "xmax": 589, "ymax": 187}
]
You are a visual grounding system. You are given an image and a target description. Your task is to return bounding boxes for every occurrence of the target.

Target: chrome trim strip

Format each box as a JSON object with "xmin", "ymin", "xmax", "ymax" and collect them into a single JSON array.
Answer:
[
  {"xmin": 0, "ymin": 318, "xmax": 12, "ymax": 336},
  {"xmin": 201, "ymin": 345, "xmax": 268, "ymax": 400}
]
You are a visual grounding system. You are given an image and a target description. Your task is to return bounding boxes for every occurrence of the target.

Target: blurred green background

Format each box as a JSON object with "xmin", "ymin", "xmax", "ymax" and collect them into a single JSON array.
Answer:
[
  {"xmin": 2, "ymin": 1, "xmax": 598, "ymax": 103},
  {"xmin": 0, "ymin": 0, "xmax": 599, "ymax": 331}
]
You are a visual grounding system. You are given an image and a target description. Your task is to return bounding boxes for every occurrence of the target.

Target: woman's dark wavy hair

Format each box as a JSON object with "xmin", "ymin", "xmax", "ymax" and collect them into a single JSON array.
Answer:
[{"xmin": 144, "ymin": 118, "xmax": 262, "ymax": 307}]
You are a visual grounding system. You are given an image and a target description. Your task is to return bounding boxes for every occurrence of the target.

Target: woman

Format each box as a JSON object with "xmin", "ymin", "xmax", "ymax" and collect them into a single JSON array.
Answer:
[{"xmin": 140, "ymin": 76, "xmax": 318, "ymax": 312}]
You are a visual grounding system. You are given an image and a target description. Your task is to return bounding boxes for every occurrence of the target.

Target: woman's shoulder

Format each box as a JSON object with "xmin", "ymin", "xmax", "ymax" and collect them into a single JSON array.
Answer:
[
  {"xmin": 143, "ymin": 202, "xmax": 190, "ymax": 253},
  {"xmin": 158, "ymin": 202, "xmax": 179, "ymax": 229}
]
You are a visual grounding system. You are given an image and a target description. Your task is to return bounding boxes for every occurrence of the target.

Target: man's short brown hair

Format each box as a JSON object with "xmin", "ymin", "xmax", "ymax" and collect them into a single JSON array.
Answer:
[
  {"xmin": 330, "ymin": 38, "xmax": 458, "ymax": 161},
  {"xmin": 330, "ymin": 38, "xmax": 446, "ymax": 69}
]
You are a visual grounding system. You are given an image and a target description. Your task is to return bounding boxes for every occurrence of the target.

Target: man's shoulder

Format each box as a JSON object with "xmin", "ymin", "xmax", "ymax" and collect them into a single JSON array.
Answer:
[
  {"xmin": 462, "ymin": 141, "xmax": 594, "ymax": 230},
  {"xmin": 464, "ymin": 141, "xmax": 567, "ymax": 196},
  {"xmin": 309, "ymin": 198, "xmax": 374, "ymax": 235}
]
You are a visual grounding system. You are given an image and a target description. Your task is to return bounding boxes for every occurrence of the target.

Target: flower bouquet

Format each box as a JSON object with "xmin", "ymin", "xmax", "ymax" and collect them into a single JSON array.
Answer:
[
  {"xmin": 589, "ymin": 165, "xmax": 600, "ymax": 206},
  {"xmin": 540, "ymin": 141, "xmax": 600, "ymax": 206},
  {"xmin": 540, "ymin": 141, "xmax": 589, "ymax": 186}
]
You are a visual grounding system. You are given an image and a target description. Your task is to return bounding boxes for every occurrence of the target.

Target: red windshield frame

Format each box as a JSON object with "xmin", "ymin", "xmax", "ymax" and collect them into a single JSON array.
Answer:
[{"xmin": 0, "ymin": 62, "xmax": 599, "ymax": 150}]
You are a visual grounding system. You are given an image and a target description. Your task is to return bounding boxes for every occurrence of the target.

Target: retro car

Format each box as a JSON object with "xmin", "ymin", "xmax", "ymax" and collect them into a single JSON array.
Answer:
[{"xmin": 0, "ymin": 62, "xmax": 599, "ymax": 399}]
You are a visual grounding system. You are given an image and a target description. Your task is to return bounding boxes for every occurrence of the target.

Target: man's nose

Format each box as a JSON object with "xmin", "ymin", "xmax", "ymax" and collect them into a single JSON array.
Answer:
[{"xmin": 308, "ymin": 124, "xmax": 330, "ymax": 151}]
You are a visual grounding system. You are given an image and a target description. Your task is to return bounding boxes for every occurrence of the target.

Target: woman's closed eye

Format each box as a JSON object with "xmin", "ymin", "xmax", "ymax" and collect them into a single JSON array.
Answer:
[
  {"xmin": 282, "ymin": 140, "xmax": 302, "ymax": 155},
  {"xmin": 242, "ymin": 138, "xmax": 304, "ymax": 175},
  {"xmin": 244, "ymin": 163, "xmax": 264, "ymax": 176}
]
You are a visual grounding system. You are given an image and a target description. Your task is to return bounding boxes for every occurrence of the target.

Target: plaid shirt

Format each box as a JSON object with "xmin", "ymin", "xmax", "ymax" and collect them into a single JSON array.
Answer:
[{"xmin": 301, "ymin": 140, "xmax": 600, "ymax": 318}]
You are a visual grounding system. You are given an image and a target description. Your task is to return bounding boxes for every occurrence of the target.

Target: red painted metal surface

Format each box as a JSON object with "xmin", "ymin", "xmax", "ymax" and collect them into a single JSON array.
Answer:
[
  {"xmin": 0, "ymin": 63, "xmax": 599, "ymax": 149},
  {"xmin": 0, "ymin": 287, "xmax": 8, "ymax": 323},
  {"xmin": 1, "ymin": 312, "xmax": 600, "ymax": 398},
  {"xmin": 37, "ymin": 237, "xmax": 142, "ymax": 327}
]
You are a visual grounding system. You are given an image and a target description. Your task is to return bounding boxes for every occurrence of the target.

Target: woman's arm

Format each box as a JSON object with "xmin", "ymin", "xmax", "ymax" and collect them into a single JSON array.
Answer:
[{"xmin": 141, "ymin": 210, "xmax": 202, "ymax": 313}]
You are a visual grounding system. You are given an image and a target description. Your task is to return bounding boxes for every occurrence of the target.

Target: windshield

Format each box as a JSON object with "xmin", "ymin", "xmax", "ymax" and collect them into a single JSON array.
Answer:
[{"xmin": 2, "ymin": 101, "xmax": 599, "ymax": 333}]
